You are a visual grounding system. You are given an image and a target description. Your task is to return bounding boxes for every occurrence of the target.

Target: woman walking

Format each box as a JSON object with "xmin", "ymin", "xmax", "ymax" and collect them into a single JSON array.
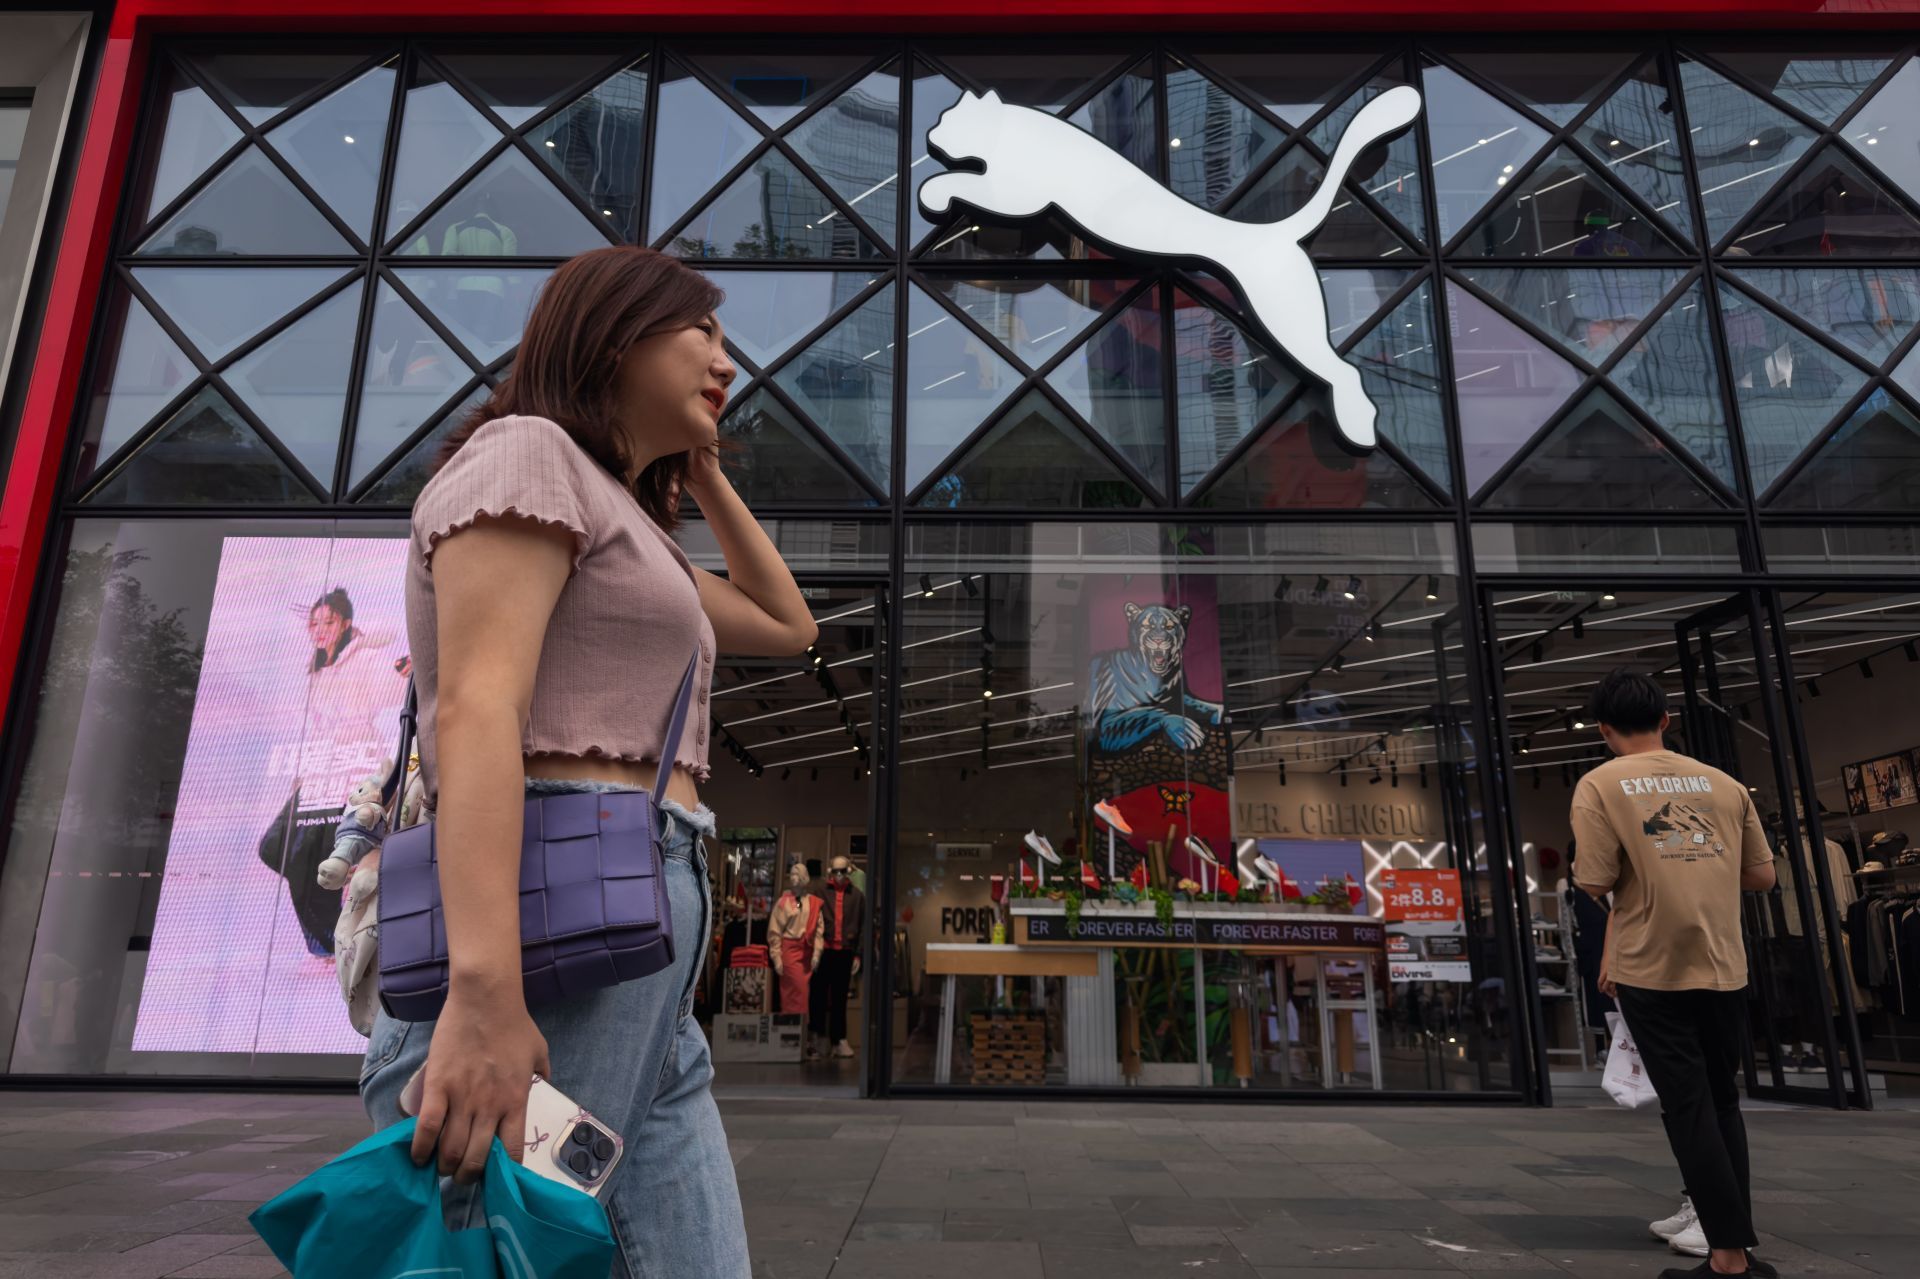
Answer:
[{"xmin": 358, "ymin": 246, "xmax": 815, "ymax": 1277}]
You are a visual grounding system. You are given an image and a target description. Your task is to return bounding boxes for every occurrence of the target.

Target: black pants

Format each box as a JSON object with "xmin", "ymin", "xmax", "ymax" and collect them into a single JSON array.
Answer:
[
  {"xmin": 1615, "ymin": 985, "xmax": 1755, "ymax": 1250},
  {"xmin": 810, "ymin": 948, "xmax": 856, "ymax": 1041},
  {"xmin": 258, "ymin": 798, "xmax": 342, "ymax": 956}
]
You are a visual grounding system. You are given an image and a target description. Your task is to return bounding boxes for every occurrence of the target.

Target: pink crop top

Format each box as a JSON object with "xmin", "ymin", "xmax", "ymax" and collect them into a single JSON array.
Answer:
[{"xmin": 405, "ymin": 415, "xmax": 715, "ymax": 805}]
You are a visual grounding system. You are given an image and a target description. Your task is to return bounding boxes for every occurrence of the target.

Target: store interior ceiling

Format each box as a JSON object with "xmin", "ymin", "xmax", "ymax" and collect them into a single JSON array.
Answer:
[{"xmin": 703, "ymin": 577, "xmax": 1920, "ymax": 802}]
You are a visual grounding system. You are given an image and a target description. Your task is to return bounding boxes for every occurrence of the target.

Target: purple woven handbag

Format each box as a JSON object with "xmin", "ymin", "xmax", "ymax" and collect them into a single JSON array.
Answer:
[{"xmin": 376, "ymin": 653, "xmax": 700, "ymax": 1023}]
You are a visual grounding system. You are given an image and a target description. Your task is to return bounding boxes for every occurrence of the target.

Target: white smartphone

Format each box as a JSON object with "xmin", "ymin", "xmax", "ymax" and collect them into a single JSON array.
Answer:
[{"xmin": 399, "ymin": 1068, "xmax": 625, "ymax": 1199}]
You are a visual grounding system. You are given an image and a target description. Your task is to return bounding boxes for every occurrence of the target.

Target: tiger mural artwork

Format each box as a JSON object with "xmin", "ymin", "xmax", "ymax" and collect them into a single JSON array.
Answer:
[{"xmin": 1085, "ymin": 597, "xmax": 1232, "ymax": 887}]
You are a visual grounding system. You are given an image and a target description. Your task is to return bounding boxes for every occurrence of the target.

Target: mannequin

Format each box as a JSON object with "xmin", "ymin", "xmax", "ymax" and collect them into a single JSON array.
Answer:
[
  {"xmin": 767, "ymin": 862, "xmax": 824, "ymax": 1042},
  {"xmin": 811, "ymin": 854, "xmax": 867, "ymax": 1060}
]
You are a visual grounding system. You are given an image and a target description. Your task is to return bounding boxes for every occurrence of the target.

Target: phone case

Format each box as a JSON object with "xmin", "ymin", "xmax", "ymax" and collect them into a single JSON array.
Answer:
[{"xmin": 397, "ymin": 1069, "xmax": 624, "ymax": 1199}]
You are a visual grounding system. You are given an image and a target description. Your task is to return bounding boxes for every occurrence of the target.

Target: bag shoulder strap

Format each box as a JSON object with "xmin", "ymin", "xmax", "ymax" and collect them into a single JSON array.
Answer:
[
  {"xmin": 650, "ymin": 650, "xmax": 702, "ymax": 812},
  {"xmin": 381, "ymin": 679, "xmax": 419, "ymax": 815}
]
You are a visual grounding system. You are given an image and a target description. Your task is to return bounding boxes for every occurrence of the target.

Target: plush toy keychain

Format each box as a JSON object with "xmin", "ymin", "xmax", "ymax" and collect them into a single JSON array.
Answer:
[{"xmin": 317, "ymin": 771, "xmax": 392, "ymax": 891}]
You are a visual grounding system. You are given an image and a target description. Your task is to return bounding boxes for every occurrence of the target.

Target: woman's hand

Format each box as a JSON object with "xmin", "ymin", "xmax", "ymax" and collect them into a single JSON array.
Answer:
[
  {"xmin": 410, "ymin": 982, "xmax": 550, "ymax": 1183},
  {"xmin": 683, "ymin": 442, "xmax": 726, "ymax": 497}
]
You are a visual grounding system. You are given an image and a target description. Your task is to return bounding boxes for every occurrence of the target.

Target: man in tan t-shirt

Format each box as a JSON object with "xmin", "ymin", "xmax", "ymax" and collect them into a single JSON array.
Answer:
[{"xmin": 1570, "ymin": 669, "xmax": 1776, "ymax": 1279}]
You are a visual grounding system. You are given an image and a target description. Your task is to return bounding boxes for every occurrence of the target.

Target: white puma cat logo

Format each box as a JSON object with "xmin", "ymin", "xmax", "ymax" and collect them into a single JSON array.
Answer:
[{"xmin": 919, "ymin": 85, "xmax": 1423, "ymax": 451}]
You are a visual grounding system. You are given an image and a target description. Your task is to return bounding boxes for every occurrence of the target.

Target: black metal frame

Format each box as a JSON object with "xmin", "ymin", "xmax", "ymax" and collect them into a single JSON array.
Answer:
[{"xmin": 8, "ymin": 33, "xmax": 1920, "ymax": 1102}]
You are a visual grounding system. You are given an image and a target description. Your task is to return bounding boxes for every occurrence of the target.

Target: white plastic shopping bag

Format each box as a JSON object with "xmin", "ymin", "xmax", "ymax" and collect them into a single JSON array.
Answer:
[{"xmin": 1602, "ymin": 1011, "xmax": 1658, "ymax": 1109}]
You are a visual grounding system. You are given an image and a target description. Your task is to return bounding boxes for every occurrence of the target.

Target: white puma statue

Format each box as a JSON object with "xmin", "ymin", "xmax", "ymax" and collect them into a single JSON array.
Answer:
[{"xmin": 919, "ymin": 85, "xmax": 1423, "ymax": 451}]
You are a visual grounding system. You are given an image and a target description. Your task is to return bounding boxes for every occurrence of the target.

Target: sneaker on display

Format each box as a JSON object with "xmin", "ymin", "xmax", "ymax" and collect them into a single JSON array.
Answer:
[
  {"xmin": 1651, "ymin": 1196, "xmax": 1697, "ymax": 1242},
  {"xmin": 1668, "ymin": 1221, "xmax": 1709, "ymax": 1258}
]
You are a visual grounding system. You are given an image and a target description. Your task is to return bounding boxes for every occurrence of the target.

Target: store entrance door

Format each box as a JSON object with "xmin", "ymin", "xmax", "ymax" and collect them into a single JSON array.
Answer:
[{"xmin": 1672, "ymin": 594, "xmax": 1854, "ymax": 1107}]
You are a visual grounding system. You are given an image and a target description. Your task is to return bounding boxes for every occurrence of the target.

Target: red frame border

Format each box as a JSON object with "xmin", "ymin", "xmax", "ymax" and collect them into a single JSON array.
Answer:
[{"xmin": 2, "ymin": 0, "xmax": 1917, "ymax": 729}]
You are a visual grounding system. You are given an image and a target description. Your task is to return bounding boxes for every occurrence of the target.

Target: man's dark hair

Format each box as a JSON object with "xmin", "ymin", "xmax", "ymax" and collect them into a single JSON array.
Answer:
[{"xmin": 1588, "ymin": 668, "xmax": 1668, "ymax": 734}]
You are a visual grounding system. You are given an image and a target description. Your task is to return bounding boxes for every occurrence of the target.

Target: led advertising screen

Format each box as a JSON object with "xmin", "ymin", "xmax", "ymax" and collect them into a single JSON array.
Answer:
[{"xmin": 131, "ymin": 536, "xmax": 410, "ymax": 1055}]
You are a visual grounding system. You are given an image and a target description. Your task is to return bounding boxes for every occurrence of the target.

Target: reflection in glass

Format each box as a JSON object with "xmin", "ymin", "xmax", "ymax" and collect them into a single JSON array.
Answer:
[
  {"xmin": 88, "ymin": 386, "xmax": 320, "ymax": 505},
  {"xmin": 189, "ymin": 49, "xmax": 375, "ymax": 126},
  {"xmin": 1459, "ymin": 146, "xmax": 1680, "ymax": 259},
  {"xmin": 1609, "ymin": 283, "xmax": 1738, "ymax": 493},
  {"xmin": 1174, "ymin": 290, "xmax": 1300, "ymax": 492},
  {"xmin": 1166, "ymin": 58, "xmax": 1285, "ymax": 208},
  {"xmin": 1841, "ymin": 59, "xmax": 1920, "ymax": 207},
  {"xmin": 647, "ymin": 63, "xmax": 763, "ymax": 244},
  {"xmin": 1230, "ymin": 149, "xmax": 1414, "ymax": 260},
  {"xmin": 1046, "ymin": 290, "xmax": 1164, "ymax": 490},
  {"xmin": 400, "ymin": 148, "xmax": 608, "ymax": 256},
  {"xmin": 527, "ymin": 61, "xmax": 649, "ymax": 244},
  {"xmin": 132, "ymin": 266, "xmax": 349, "ymax": 364},
  {"xmin": 672, "ymin": 149, "xmax": 882, "ymax": 261},
  {"xmin": 1066, "ymin": 59, "xmax": 1157, "ymax": 179},
  {"xmin": 391, "ymin": 266, "xmax": 551, "ymax": 367},
  {"xmin": 1319, "ymin": 268, "xmax": 1416, "ymax": 343},
  {"xmin": 1716, "ymin": 281, "xmax": 1869, "ymax": 494},
  {"xmin": 1471, "ymin": 521, "xmax": 1742, "ymax": 573},
  {"xmin": 360, "ymin": 382, "xmax": 488, "ymax": 504},
  {"xmin": 1448, "ymin": 49, "xmax": 1636, "ymax": 126},
  {"xmin": 82, "ymin": 295, "xmax": 197, "ymax": 474},
  {"xmin": 1420, "ymin": 64, "xmax": 1550, "ymax": 243},
  {"xmin": 1481, "ymin": 388, "xmax": 1718, "ymax": 509},
  {"xmin": 144, "ymin": 67, "xmax": 242, "ymax": 222},
  {"xmin": 434, "ymin": 48, "xmax": 623, "ymax": 127},
  {"xmin": 1709, "ymin": 52, "xmax": 1890, "ymax": 125},
  {"xmin": 719, "ymin": 387, "xmax": 879, "ymax": 505},
  {"xmin": 1447, "ymin": 282, "xmax": 1584, "ymax": 494},
  {"xmin": 904, "ymin": 283, "xmax": 1022, "ymax": 493},
  {"xmin": 1769, "ymin": 389, "xmax": 1920, "ymax": 511},
  {"xmin": 1729, "ymin": 267, "xmax": 1920, "ymax": 367},
  {"xmin": 786, "ymin": 66, "xmax": 903, "ymax": 248},
  {"xmin": 1191, "ymin": 384, "xmax": 1440, "ymax": 509},
  {"xmin": 1458, "ymin": 267, "xmax": 1682, "ymax": 364},
  {"xmin": 1308, "ymin": 79, "xmax": 1426, "ymax": 242},
  {"xmin": 385, "ymin": 64, "xmax": 501, "ymax": 238},
  {"xmin": 918, "ymin": 390, "xmax": 1146, "ymax": 508},
  {"xmin": 1678, "ymin": 59, "xmax": 1817, "ymax": 245},
  {"xmin": 224, "ymin": 280, "xmax": 365, "ymax": 485},
  {"xmin": 714, "ymin": 271, "xmax": 874, "ymax": 370},
  {"xmin": 1728, "ymin": 145, "xmax": 1920, "ymax": 258},
  {"xmin": 350, "ymin": 282, "xmax": 476, "ymax": 488},
  {"xmin": 924, "ymin": 276, "xmax": 1130, "ymax": 371},
  {"xmin": 688, "ymin": 50, "xmax": 873, "ymax": 128},
  {"xmin": 1348, "ymin": 284, "xmax": 1450, "ymax": 490},
  {"xmin": 139, "ymin": 146, "xmax": 353, "ymax": 257},
  {"xmin": 266, "ymin": 63, "xmax": 395, "ymax": 242},
  {"xmin": 1177, "ymin": 48, "xmax": 1382, "ymax": 129},
  {"xmin": 1575, "ymin": 62, "xmax": 1695, "ymax": 244},
  {"xmin": 772, "ymin": 285, "xmax": 894, "ymax": 491},
  {"xmin": 937, "ymin": 50, "xmax": 1128, "ymax": 111},
  {"xmin": 1893, "ymin": 340, "xmax": 1920, "ymax": 405}
]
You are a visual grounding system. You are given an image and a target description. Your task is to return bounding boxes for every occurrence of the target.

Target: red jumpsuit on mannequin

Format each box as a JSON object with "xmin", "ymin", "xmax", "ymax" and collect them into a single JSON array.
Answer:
[{"xmin": 768, "ymin": 862, "xmax": 824, "ymax": 1021}]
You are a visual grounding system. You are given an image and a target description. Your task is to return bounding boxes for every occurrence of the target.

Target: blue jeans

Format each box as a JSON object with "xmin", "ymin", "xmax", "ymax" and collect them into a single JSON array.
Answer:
[{"xmin": 360, "ymin": 789, "xmax": 747, "ymax": 1279}]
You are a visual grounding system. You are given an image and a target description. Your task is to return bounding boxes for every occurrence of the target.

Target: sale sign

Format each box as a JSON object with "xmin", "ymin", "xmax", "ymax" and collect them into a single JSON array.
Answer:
[{"xmin": 1378, "ymin": 869, "xmax": 1463, "ymax": 923}]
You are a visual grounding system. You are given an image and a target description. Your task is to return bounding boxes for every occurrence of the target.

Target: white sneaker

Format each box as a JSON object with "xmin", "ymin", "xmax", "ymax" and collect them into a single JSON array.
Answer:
[
  {"xmin": 1651, "ymin": 1196, "xmax": 1697, "ymax": 1242},
  {"xmin": 1668, "ymin": 1221, "xmax": 1710, "ymax": 1258},
  {"xmin": 832, "ymin": 1039, "xmax": 855, "ymax": 1058}
]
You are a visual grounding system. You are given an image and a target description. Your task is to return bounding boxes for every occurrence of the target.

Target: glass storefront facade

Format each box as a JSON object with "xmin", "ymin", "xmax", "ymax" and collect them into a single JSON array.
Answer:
[{"xmin": 3, "ymin": 26, "xmax": 1919, "ymax": 1105}]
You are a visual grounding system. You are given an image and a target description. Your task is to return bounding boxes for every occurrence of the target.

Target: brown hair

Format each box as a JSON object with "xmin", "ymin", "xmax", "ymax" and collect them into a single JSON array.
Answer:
[{"xmin": 439, "ymin": 246, "xmax": 724, "ymax": 530}]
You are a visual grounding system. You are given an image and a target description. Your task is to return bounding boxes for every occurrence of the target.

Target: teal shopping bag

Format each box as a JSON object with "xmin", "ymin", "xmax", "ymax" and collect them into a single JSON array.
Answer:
[{"xmin": 250, "ymin": 1117, "xmax": 616, "ymax": 1279}]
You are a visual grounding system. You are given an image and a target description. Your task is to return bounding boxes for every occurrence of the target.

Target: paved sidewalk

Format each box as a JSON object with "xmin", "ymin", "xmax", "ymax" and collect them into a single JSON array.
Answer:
[{"xmin": 0, "ymin": 1089, "xmax": 1916, "ymax": 1277}]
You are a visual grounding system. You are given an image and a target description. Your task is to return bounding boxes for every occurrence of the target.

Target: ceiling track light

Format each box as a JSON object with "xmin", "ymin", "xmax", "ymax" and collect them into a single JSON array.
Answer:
[
  {"xmin": 1339, "ymin": 763, "xmax": 1348, "ymax": 787},
  {"xmin": 1274, "ymin": 576, "xmax": 1293, "ymax": 600},
  {"xmin": 1806, "ymin": 678, "xmax": 1821, "ymax": 698},
  {"xmin": 919, "ymin": 574, "xmax": 936, "ymax": 598},
  {"xmin": 1343, "ymin": 575, "xmax": 1361, "ymax": 601},
  {"xmin": 1278, "ymin": 760, "xmax": 1287, "ymax": 783},
  {"xmin": 1907, "ymin": 641, "xmax": 1919, "ymax": 663},
  {"xmin": 1861, "ymin": 657, "xmax": 1876, "ymax": 679},
  {"xmin": 1315, "ymin": 575, "xmax": 1330, "ymax": 596},
  {"xmin": 1572, "ymin": 616, "xmax": 1585, "ymax": 639},
  {"xmin": 1532, "ymin": 640, "xmax": 1544, "ymax": 663},
  {"xmin": 1419, "ymin": 762, "xmax": 1429, "ymax": 787},
  {"xmin": 1425, "ymin": 575, "xmax": 1440, "ymax": 603},
  {"xmin": 1329, "ymin": 654, "xmax": 1345, "ymax": 673},
  {"xmin": 961, "ymin": 575, "xmax": 979, "ymax": 598}
]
